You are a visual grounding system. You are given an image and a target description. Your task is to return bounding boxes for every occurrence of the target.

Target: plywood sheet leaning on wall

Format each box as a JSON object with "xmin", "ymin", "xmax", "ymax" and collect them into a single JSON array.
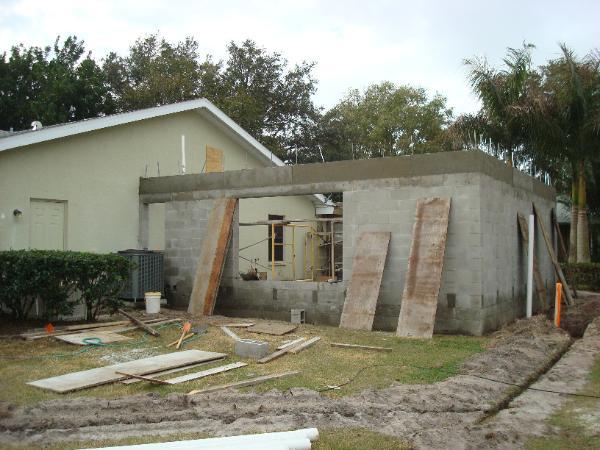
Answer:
[
  {"xmin": 396, "ymin": 197, "xmax": 451, "ymax": 339},
  {"xmin": 339, "ymin": 231, "xmax": 391, "ymax": 330},
  {"xmin": 188, "ymin": 197, "xmax": 238, "ymax": 315}
]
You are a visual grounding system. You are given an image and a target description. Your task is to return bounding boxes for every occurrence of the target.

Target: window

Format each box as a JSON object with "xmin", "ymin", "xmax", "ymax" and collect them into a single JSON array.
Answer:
[{"xmin": 268, "ymin": 214, "xmax": 284, "ymax": 262}]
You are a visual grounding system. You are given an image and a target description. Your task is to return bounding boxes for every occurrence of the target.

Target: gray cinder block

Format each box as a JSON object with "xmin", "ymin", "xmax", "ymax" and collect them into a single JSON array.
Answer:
[{"xmin": 235, "ymin": 338, "xmax": 269, "ymax": 359}]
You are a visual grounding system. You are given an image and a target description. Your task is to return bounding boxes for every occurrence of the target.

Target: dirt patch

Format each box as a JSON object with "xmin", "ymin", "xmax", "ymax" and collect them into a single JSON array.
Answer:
[
  {"xmin": 559, "ymin": 291, "xmax": 600, "ymax": 337},
  {"xmin": 0, "ymin": 315, "xmax": 571, "ymax": 448}
]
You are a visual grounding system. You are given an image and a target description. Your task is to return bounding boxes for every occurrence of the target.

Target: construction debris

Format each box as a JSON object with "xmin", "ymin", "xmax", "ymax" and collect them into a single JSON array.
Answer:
[
  {"xmin": 19, "ymin": 317, "xmax": 179, "ymax": 341},
  {"xmin": 55, "ymin": 331, "xmax": 132, "ymax": 346},
  {"xmin": 276, "ymin": 337, "xmax": 306, "ymax": 350},
  {"xmin": 221, "ymin": 322, "xmax": 254, "ymax": 328},
  {"xmin": 288, "ymin": 336, "xmax": 321, "ymax": 354},
  {"xmin": 187, "ymin": 371, "xmax": 300, "ymax": 395},
  {"xmin": 117, "ymin": 309, "xmax": 160, "ymax": 337},
  {"xmin": 164, "ymin": 362, "xmax": 247, "ymax": 385},
  {"xmin": 330, "ymin": 342, "xmax": 392, "ymax": 352},
  {"xmin": 27, "ymin": 350, "xmax": 226, "ymax": 393},
  {"xmin": 235, "ymin": 339, "xmax": 270, "ymax": 359},
  {"xmin": 175, "ymin": 322, "xmax": 192, "ymax": 349},
  {"xmin": 221, "ymin": 326, "xmax": 241, "ymax": 341},
  {"xmin": 247, "ymin": 322, "xmax": 297, "ymax": 336},
  {"xmin": 115, "ymin": 372, "xmax": 171, "ymax": 385},
  {"xmin": 84, "ymin": 427, "xmax": 319, "ymax": 449}
]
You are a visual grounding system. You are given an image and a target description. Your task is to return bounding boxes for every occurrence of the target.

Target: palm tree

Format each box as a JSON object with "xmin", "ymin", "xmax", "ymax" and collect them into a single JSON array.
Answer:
[
  {"xmin": 464, "ymin": 43, "xmax": 536, "ymax": 166},
  {"xmin": 526, "ymin": 45, "xmax": 600, "ymax": 262}
]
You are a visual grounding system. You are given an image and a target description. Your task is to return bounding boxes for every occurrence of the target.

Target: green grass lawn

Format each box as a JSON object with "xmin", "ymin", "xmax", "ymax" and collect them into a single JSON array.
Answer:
[
  {"xmin": 525, "ymin": 356, "xmax": 600, "ymax": 450},
  {"xmin": 0, "ymin": 318, "xmax": 488, "ymax": 406}
]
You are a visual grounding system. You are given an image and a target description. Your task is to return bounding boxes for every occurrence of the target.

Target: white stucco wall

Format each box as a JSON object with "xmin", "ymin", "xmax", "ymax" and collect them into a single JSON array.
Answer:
[{"xmin": 0, "ymin": 110, "xmax": 318, "ymax": 280}]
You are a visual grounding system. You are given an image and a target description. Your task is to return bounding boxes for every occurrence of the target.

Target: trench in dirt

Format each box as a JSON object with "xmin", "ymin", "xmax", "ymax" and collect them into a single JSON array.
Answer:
[{"xmin": 0, "ymin": 316, "xmax": 581, "ymax": 448}]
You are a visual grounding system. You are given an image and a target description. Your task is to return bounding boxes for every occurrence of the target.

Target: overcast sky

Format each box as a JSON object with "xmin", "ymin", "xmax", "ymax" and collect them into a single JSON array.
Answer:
[{"xmin": 1, "ymin": 0, "xmax": 598, "ymax": 115}]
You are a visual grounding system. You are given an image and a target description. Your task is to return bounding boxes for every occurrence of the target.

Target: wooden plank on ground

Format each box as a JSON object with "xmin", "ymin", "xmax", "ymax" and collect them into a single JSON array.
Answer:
[
  {"xmin": 115, "ymin": 372, "xmax": 171, "ymax": 385},
  {"xmin": 220, "ymin": 326, "xmax": 241, "ymax": 341},
  {"xmin": 187, "ymin": 371, "xmax": 300, "ymax": 395},
  {"xmin": 55, "ymin": 331, "xmax": 132, "ymax": 346},
  {"xmin": 330, "ymin": 342, "xmax": 392, "ymax": 352},
  {"xmin": 118, "ymin": 309, "xmax": 160, "ymax": 336},
  {"xmin": 188, "ymin": 198, "xmax": 238, "ymax": 316},
  {"xmin": 396, "ymin": 197, "xmax": 451, "ymax": 339},
  {"xmin": 247, "ymin": 322, "xmax": 297, "ymax": 336},
  {"xmin": 27, "ymin": 350, "xmax": 227, "ymax": 393},
  {"xmin": 517, "ymin": 213, "xmax": 548, "ymax": 308},
  {"xmin": 221, "ymin": 323, "xmax": 254, "ymax": 328},
  {"xmin": 121, "ymin": 358, "xmax": 226, "ymax": 385},
  {"xmin": 287, "ymin": 336, "xmax": 320, "ymax": 354},
  {"xmin": 276, "ymin": 337, "xmax": 305, "ymax": 350},
  {"xmin": 21, "ymin": 317, "xmax": 177, "ymax": 340},
  {"xmin": 165, "ymin": 362, "xmax": 247, "ymax": 385},
  {"xmin": 532, "ymin": 203, "xmax": 574, "ymax": 305},
  {"xmin": 339, "ymin": 231, "xmax": 391, "ymax": 330}
]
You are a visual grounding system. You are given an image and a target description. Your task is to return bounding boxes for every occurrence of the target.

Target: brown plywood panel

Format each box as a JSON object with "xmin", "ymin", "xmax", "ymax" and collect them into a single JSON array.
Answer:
[
  {"xmin": 247, "ymin": 322, "xmax": 297, "ymax": 336},
  {"xmin": 339, "ymin": 232, "xmax": 391, "ymax": 330},
  {"xmin": 27, "ymin": 350, "xmax": 227, "ymax": 393},
  {"xmin": 397, "ymin": 198, "xmax": 451, "ymax": 339},
  {"xmin": 188, "ymin": 198, "xmax": 237, "ymax": 315},
  {"xmin": 206, "ymin": 145, "xmax": 224, "ymax": 173}
]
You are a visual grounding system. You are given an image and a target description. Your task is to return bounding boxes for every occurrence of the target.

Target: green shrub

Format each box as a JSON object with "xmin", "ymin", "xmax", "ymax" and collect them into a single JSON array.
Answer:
[
  {"xmin": 0, "ymin": 250, "xmax": 130, "ymax": 320},
  {"xmin": 561, "ymin": 262, "xmax": 600, "ymax": 292}
]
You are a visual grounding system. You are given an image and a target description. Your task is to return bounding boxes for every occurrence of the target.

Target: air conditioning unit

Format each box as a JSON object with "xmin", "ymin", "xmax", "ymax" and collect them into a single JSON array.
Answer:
[{"xmin": 118, "ymin": 249, "xmax": 164, "ymax": 300}]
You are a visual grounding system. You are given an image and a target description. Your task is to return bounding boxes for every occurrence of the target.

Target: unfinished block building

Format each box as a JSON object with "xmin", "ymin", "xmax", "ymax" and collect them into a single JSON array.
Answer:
[{"xmin": 139, "ymin": 151, "xmax": 556, "ymax": 335}]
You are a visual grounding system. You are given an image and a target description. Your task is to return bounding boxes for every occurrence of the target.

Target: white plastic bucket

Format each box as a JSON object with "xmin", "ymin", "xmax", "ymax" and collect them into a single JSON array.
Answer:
[{"xmin": 144, "ymin": 292, "xmax": 161, "ymax": 314}]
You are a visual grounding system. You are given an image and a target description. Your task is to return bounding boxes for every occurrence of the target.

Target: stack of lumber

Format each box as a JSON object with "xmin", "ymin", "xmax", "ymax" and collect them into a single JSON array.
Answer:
[{"xmin": 19, "ymin": 317, "xmax": 182, "ymax": 341}]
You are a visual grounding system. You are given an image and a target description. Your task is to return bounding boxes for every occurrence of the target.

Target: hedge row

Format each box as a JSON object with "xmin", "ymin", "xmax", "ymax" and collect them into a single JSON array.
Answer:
[
  {"xmin": 561, "ymin": 262, "xmax": 600, "ymax": 293},
  {"xmin": 0, "ymin": 250, "xmax": 130, "ymax": 320}
]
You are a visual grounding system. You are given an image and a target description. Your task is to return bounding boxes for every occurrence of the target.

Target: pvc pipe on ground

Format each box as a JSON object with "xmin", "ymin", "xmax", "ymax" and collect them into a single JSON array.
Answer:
[
  {"xmin": 526, "ymin": 213, "xmax": 534, "ymax": 318},
  {"xmin": 83, "ymin": 428, "xmax": 319, "ymax": 450}
]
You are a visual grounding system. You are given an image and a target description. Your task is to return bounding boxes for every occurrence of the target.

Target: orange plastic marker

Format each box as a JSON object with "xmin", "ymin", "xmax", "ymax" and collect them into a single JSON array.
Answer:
[{"xmin": 554, "ymin": 282, "xmax": 562, "ymax": 327}]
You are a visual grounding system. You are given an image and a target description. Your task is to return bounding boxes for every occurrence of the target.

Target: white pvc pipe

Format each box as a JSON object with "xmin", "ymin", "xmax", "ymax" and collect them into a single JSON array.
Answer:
[
  {"xmin": 181, "ymin": 134, "xmax": 186, "ymax": 174},
  {"xmin": 526, "ymin": 213, "xmax": 534, "ymax": 318},
  {"xmin": 84, "ymin": 428, "xmax": 318, "ymax": 450}
]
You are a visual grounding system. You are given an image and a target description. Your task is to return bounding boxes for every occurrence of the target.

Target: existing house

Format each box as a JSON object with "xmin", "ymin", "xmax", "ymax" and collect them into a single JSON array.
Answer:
[{"xmin": 0, "ymin": 99, "xmax": 332, "ymax": 295}]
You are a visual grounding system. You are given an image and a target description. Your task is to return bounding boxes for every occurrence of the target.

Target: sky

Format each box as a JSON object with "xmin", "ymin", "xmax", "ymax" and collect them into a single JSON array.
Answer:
[{"xmin": 1, "ymin": 0, "xmax": 599, "ymax": 115}]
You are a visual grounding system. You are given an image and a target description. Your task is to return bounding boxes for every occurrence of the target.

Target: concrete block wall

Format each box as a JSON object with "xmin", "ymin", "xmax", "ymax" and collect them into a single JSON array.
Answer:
[
  {"xmin": 163, "ymin": 198, "xmax": 215, "ymax": 307},
  {"xmin": 343, "ymin": 172, "xmax": 484, "ymax": 334},
  {"xmin": 215, "ymin": 279, "xmax": 346, "ymax": 325},
  {"xmin": 478, "ymin": 174, "xmax": 555, "ymax": 332}
]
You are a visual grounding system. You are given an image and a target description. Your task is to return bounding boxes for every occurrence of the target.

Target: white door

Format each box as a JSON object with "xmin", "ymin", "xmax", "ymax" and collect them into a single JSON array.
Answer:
[{"xmin": 30, "ymin": 200, "xmax": 66, "ymax": 250}]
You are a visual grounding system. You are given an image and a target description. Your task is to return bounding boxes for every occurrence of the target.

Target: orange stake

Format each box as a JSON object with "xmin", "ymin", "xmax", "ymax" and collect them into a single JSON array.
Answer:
[{"xmin": 555, "ymin": 282, "xmax": 562, "ymax": 327}]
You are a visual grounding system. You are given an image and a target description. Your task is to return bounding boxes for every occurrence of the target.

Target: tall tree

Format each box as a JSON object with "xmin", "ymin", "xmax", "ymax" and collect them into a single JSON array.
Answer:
[
  {"xmin": 529, "ymin": 45, "xmax": 600, "ymax": 262},
  {"xmin": 318, "ymin": 82, "xmax": 452, "ymax": 162},
  {"xmin": 0, "ymin": 36, "xmax": 109, "ymax": 130},
  {"xmin": 464, "ymin": 43, "xmax": 536, "ymax": 166},
  {"xmin": 216, "ymin": 40, "xmax": 319, "ymax": 161}
]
